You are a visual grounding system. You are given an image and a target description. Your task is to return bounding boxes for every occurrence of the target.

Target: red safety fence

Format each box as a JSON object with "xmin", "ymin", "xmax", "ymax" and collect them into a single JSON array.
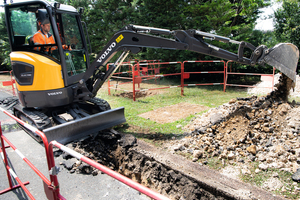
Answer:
[
  {"xmin": 49, "ymin": 140, "xmax": 170, "ymax": 200},
  {"xmin": 182, "ymin": 60, "xmax": 226, "ymax": 94},
  {"xmin": 0, "ymin": 106, "xmax": 170, "ymax": 200},
  {"xmin": 0, "ymin": 139, "xmax": 31, "ymax": 197},
  {"xmin": 224, "ymin": 60, "xmax": 275, "ymax": 91},
  {"xmin": 0, "ymin": 107, "xmax": 62, "ymax": 200},
  {"xmin": 0, "ymin": 71, "xmax": 16, "ymax": 96},
  {"xmin": 133, "ymin": 61, "xmax": 183, "ymax": 101},
  {"xmin": 108, "ymin": 60, "xmax": 227, "ymax": 101},
  {"xmin": 108, "ymin": 61, "xmax": 183, "ymax": 101}
]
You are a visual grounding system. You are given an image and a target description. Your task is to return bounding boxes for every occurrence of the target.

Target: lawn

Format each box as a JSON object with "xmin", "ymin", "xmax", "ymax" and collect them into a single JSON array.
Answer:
[{"xmin": 96, "ymin": 79, "xmax": 250, "ymax": 139}]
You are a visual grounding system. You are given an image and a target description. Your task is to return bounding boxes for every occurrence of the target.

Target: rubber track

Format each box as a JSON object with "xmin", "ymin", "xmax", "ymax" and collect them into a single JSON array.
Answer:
[{"xmin": 87, "ymin": 97, "xmax": 111, "ymax": 111}]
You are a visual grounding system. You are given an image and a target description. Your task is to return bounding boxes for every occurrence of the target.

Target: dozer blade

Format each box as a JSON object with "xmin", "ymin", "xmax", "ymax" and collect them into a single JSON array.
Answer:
[
  {"xmin": 43, "ymin": 107, "xmax": 125, "ymax": 144},
  {"xmin": 264, "ymin": 43, "xmax": 299, "ymax": 82}
]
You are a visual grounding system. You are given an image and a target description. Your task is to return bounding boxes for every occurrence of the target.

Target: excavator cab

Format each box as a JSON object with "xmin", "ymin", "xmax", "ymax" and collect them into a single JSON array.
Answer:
[{"xmin": 5, "ymin": 1, "xmax": 90, "ymax": 108}]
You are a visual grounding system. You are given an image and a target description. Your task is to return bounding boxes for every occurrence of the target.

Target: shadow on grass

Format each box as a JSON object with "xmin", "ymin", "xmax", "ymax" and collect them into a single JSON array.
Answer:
[{"xmin": 114, "ymin": 123, "xmax": 185, "ymax": 142}]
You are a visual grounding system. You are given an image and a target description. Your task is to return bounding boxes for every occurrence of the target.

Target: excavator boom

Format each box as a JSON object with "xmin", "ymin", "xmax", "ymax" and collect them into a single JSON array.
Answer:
[{"xmin": 87, "ymin": 25, "xmax": 299, "ymax": 96}]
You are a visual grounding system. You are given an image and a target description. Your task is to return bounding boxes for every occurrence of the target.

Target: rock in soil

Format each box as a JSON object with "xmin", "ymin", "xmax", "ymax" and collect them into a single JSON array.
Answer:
[{"xmin": 292, "ymin": 168, "xmax": 300, "ymax": 182}]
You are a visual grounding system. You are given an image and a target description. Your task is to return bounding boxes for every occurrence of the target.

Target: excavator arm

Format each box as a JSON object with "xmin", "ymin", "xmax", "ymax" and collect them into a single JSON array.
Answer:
[{"xmin": 83, "ymin": 24, "xmax": 299, "ymax": 97}]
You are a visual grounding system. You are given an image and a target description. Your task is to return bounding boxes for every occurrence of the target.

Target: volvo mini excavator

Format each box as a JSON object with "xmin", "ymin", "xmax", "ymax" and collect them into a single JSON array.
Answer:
[{"xmin": 2, "ymin": 0, "xmax": 299, "ymax": 144}]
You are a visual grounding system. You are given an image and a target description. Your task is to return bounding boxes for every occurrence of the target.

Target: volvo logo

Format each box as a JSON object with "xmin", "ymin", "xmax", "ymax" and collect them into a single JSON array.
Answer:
[
  {"xmin": 97, "ymin": 42, "xmax": 116, "ymax": 63},
  {"xmin": 48, "ymin": 91, "xmax": 62, "ymax": 96}
]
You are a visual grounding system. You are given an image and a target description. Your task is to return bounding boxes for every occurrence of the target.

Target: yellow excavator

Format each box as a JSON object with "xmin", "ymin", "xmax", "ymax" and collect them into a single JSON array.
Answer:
[{"xmin": 2, "ymin": 0, "xmax": 299, "ymax": 144}]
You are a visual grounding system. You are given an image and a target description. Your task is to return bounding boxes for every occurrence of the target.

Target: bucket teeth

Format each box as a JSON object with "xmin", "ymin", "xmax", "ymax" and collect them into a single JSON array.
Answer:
[{"xmin": 263, "ymin": 43, "xmax": 299, "ymax": 83}]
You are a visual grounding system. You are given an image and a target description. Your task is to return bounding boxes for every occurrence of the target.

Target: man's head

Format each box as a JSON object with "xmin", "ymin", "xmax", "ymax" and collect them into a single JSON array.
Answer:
[
  {"xmin": 38, "ymin": 9, "xmax": 51, "ymax": 34},
  {"xmin": 41, "ymin": 22, "xmax": 51, "ymax": 34}
]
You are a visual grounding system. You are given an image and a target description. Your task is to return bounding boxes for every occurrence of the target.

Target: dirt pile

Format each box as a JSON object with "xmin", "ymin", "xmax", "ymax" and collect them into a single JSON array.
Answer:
[
  {"xmin": 174, "ymin": 96, "xmax": 300, "ymax": 171},
  {"xmin": 165, "ymin": 74, "xmax": 300, "ymax": 196}
]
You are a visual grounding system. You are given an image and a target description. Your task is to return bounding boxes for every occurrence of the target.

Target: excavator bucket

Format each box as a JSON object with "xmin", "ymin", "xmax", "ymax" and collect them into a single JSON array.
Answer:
[
  {"xmin": 42, "ymin": 107, "xmax": 126, "ymax": 144},
  {"xmin": 264, "ymin": 43, "xmax": 299, "ymax": 82}
]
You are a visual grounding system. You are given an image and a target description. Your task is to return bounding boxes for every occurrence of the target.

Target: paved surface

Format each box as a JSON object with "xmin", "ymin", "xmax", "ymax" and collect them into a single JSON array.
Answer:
[{"xmin": 0, "ymin": 92, "xmax": 149, "ymax": 200}]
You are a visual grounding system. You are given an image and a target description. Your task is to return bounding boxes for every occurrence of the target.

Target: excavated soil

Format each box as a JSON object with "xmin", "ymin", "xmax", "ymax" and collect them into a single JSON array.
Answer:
[
  {"xmin": 113, "ymin": 90, "xmax": 165, "ymax": 99},
  {"xmin": 55, "ymin": 74, "xmax": 300, "ymax": 199},
  {"xmin": 56, "ymin": 132, "xmax": 227, "ymax": 199},
  {"xmin": 108, "ymin": 81, "xmax": 167, "ymax": 99}
]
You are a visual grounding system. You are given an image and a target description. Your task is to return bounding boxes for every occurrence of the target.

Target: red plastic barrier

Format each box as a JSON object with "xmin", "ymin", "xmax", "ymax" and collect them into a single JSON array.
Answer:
[
  {"xmin": 0, "ymin": 107, "xmax": 62, "ymax": 200},
  {"xmin": 182, "ymin": 60, "xmax": 226, "ymax": 95},
  {"xmin": 108, "ymin": 60, "xmax": 227, "ymax": 101},
  {"xmin": 132, "ymin": 61, "xmax": 182, "ymax": 101},
  {"xmin": 0, "ymin": 71, "xmax": 16, "ymax": 96},
  {"xmin": 49, "ymin": 141, "xmax": 171, "ymax": 200},
  {"xmin": 224, "ymin": 60, "xmax": 275, "ymax": 91},
  {"xmin": 0, "ymin": 125, "xmax": 32, "ymax": 197}
]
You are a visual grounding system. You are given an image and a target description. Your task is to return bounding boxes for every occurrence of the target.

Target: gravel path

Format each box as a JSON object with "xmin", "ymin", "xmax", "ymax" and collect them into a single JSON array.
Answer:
[{"xmin": 247, "ymin": 73, "xmax": 300, "ymax": 98}]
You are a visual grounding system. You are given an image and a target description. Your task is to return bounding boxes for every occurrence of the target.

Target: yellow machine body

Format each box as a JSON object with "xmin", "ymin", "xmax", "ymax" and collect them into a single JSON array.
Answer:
[{"xmin": 10, "ymin": 52, "xmax": 64, "ymax": 92}]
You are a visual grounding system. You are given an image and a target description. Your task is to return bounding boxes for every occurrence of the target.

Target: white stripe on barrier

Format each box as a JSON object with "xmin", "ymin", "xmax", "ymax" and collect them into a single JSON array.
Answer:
[
  {"xmin": 15, "ymin": 149, "xmax": 25, "ymax": 159},
  {"xmin": 0, "ymin": 107, "xmax": 4, "ymax": 112},
  {"xmin": 23, "ymin": 123, "xmax": 39, "ymax": 133},
  {"xmin": 170, "ymin": 86, "xmax": 179, "ymax": 88},
  {"xmin": 168, "ymin": 62, "xmax": 180, "ymax": 64},
  {"xmin": 107, "ymin": 87, "xmax": 131, "ymax": 92},
  {"xmin": 0, "ymin": 152, "xmax": 4, "ymax": 159},
  {"xmin": 188, "ymin": 84, "xmax": 196, "ymax": 86},
  {"xmin": 185, "ymin": 60, "xmax": 221, "ymax": 63},
  {"xmin": 155, "ymin": 75, "xmax": 164, "ymax": 77},
  {"xmin": 58, "ymin": 143, "xmax": 83, "ymax": 160},
  {"xmin": 201, "ymin": 72, "xmax": 208, "ymax": 73},
  {"xmin": 213, "ymin": 83, "xmax": 221, "ymax": 85},
  {"xmin": 9, "ymin": 168, "xmax": 18, "ymax": 178},
  {"xmin": 109, "ymin": 84, "xmax": 120, "ymax": 86}
]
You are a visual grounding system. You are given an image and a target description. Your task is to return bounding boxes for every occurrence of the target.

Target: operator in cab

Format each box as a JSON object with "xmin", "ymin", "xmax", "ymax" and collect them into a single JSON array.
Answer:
[
  {"xmin": 33, "ymin": 18, "xmax": 56, "ymax": 52},
  {"xmin": 33, "ymin": 9, "xmax": 71, "ymax": 53}
]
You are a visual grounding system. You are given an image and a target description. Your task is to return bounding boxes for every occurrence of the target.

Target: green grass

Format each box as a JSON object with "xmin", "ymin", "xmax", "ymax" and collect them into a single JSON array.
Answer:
[
  {"xmin": 97, "ymin": 83, "xmax": 249, "ymax": 139},
  {"xmin": 240, "ymin": 161, "xmax": 300, "ymax": 199},
  {"xmin": 206, "ymin": 157, "xmax": 225, "ymax": 170}
]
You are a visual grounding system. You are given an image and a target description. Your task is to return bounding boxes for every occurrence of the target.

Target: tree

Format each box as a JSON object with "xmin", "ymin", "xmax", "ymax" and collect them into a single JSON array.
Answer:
[
  {"xmin": 0, "ymin": 12, "xmax": 11, "ymax": 70},
  {"xmin": 274, "ymin": 0, "xmax": 300, "ymax": 46},
  {"xmin": 0, "ymin": 0, "xmax": 270, "ymax": 72},
  {"xmin": 274, "ymin": 0, "xmax": 300, "ymax": 72},
  {"xmin": 137, "ymin": 0, "xmax": 267, "ymax": 62}
]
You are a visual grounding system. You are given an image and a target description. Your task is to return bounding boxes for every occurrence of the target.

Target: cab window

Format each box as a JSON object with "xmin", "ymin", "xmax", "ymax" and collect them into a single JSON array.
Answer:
[
  {"xmin": 58, "ymin": 13, "xmax": 87, "ymax": 76},
  {"xmin": 8, "ymin": 4, "xmax": 59, "ymax": 60}
]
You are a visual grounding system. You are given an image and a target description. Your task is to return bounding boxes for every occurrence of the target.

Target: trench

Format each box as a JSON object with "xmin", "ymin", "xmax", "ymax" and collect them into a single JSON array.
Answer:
[{"xmin": 57, "ymin": 131, "xmax": 232, "ymax": 200}]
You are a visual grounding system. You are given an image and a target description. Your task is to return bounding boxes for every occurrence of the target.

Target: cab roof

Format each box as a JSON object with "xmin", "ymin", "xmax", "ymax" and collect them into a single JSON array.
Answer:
[{"xmin": 5, "ymin": 0, "xmax": 78, "ymax": 14}]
